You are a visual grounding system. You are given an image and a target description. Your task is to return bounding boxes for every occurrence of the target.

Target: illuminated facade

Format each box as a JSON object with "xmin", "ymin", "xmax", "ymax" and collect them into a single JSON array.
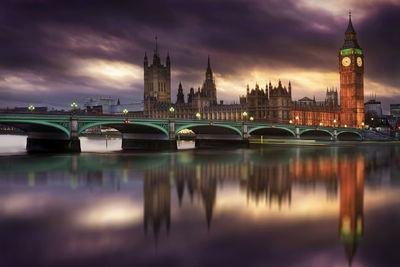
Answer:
[
  {"xmin": 292, "ymin": 14, "xmax": 365, "ymax": 128},
  {"xmin": 144, "ymin": 14, "xmax": 364, "ymax": 128}
]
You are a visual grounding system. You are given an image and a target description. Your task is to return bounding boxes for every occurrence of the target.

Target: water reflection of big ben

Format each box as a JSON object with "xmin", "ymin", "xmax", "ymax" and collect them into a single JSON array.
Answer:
[{"xmin": 339, "ymin": 155, "xmax": 364, "ymax": 265}]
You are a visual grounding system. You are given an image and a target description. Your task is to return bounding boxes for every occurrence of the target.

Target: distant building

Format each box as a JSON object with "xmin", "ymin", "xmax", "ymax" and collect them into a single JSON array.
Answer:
[
  {"xmin": 143, "ymin": 41, "xmax": 291, "ymax": 122},
  {"xmin": 292, "ymin": 88, "xmax": 340, "ymax": 127},
  {"xmin": 364, "ymin": 99, "xmax": 382, "ymax": 117},
  {"xmin": 390, "ymin": 104, "xmax": 400, "ymax": 117},
  {"xmin": 13, "ymin": 106, "xmax": 48, "ymax": 112},
  {"xmin": 84, "ymin": 97, "xmax": 143, "ymax": 115}
]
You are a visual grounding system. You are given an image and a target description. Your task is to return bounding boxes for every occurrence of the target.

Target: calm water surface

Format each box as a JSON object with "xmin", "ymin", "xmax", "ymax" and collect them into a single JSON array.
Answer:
[{"xmin": 0, "ymin": 135, "xmax": 399, "ymax": 267}]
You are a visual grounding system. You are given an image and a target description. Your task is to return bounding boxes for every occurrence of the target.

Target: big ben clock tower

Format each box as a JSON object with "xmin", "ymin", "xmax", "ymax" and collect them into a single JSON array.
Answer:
[{"xmin": 339, "ymin": 12, "xmax": 364, "ymax": 128}]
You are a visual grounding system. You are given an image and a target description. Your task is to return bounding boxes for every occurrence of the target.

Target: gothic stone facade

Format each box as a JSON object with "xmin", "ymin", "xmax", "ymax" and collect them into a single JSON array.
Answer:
[
  {"xmin": 144, "ymin": 14, "xmax": 364, "ymax": 128},
  {"xmin": 292, "ymin": 14, "xmax": 365, "ymax": 128},
  {"xmin": 144, "ymin": 52, "xmax": 291, "ymax": 122}
]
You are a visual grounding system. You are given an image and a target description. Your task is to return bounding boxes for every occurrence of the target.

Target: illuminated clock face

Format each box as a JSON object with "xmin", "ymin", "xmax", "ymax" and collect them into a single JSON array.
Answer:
[
  {"xmin": 357, "ymin": 57, "xmax": 363, "ymax": 67},
  {"xmin": 342, "ymin": 57, "xmax": 351, "ymax": 67}
]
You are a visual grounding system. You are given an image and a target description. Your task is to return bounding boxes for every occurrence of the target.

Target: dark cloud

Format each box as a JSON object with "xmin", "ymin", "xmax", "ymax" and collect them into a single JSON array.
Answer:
[{"xmin": 0, "ymin": 0, "xmax": 398, "ymax": 109}]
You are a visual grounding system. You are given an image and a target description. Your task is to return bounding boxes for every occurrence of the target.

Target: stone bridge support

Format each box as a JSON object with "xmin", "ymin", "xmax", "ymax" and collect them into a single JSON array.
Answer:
[
  {"xmin": 194, "ymin": 122, "xmax": 248, "ymax": 149},
  {"xmin": 121, "ymin": 120, "xmax": 176, "ymax": 150},
  {"xmin": 27, "ymin": 117, "xmax": 81, "ymax": 153}
]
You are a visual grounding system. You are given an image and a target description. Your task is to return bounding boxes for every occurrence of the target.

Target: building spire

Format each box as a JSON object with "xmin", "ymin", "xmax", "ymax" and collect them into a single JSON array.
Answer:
[
  {"xmin": 155, "ymin": 35, "xmax": 158, "ymax": 54},
  {"xmin": 346, "ymin": 11, "xmax": 356, "ymax": 34},
  {"xmin": 206, "ymin": 56, "xmax": 213, "ymax": 80}
]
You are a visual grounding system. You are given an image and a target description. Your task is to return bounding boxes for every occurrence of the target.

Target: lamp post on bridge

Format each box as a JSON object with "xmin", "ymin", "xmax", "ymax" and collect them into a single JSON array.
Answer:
[
  {"xmin": 295, "ymin": 115, "xmax": 300, "ymax": 138},
  {"xmin": 196, "ymin": 112, "xmax": 201, "ymax": 120},
  {"xmin": 242, "ymin": 111, "xmax": 248, "ymax": 122},
  {"xmin": 333, "ymin": 119, "xmax": 337, "ymax": 140},
  {"xmin": 71, "ymin": 102, "xmax": 78, "ymax": 115},
  {"xmin": 169, "ymin": 106, "xmax": 175, "ymax": 119},
  {"xmin": 28, "ymin": 105, "xmax": 35, "ymax": 113}
]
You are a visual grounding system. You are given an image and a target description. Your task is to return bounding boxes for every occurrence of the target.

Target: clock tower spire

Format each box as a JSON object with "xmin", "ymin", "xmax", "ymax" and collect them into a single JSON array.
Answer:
[{"xmin": 339, "ymin": 12, "xmax": 364, "ymax": 128}]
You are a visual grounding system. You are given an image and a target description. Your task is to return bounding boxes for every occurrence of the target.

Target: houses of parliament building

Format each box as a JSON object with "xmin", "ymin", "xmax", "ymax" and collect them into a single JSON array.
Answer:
[{"xmin": 143, "ymin": 14, "xmax": 364, "ymax": 129}]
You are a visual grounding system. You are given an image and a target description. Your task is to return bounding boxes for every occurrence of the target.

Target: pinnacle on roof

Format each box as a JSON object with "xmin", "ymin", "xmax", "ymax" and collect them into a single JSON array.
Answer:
[{"xmin": 346, "ymin": 11, "xmax": 356, "ymax": 34}]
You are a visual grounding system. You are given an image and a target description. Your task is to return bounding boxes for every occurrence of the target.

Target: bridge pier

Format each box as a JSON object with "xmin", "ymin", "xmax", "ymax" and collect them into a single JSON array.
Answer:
[
  {"xmin": 27, "ymin": 138, "xmax": 81, "ymax": 153},
  {"xmin": 121, "ymin": 133, "xmax": 177, "ymax": 150}
]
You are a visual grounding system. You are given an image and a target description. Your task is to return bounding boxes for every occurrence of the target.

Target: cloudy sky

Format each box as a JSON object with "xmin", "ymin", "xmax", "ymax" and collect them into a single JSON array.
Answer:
[{"xmin": 0, "ymin": 0, "xmax": 399, "ymax": 112}]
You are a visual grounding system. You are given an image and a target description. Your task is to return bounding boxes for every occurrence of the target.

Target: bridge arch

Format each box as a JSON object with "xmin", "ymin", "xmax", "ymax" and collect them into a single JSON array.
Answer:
[
  {"xmin": 175, "ymin": 123, "xmax": 243, "ymax": 137},
  {"xmin": 248, "ymin": 126, "xmax": 296, "ymax": 137},
  {"xmin": 300, "ymin": 129, "xmax": 333, "ymax": 140},
  {"xmin": 337, "ymin": 131, "xmax": 363, "ymax": 141},
  {"xmin": 0, "ymin": 119, "xmax": 70, "ymax": 139},
  {"xmin": 78, "ymin": 121, "xmax": 169, "ymax": 137}
]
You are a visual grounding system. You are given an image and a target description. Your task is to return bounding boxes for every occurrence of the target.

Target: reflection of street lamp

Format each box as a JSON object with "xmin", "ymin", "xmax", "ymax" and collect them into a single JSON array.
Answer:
[
  {"xmin": 169, "ymin": 106, "xmax": 175, "ymax": 118},
  {"xmin": 196, "ymin": 112, "xmax": 201, "ymax": 120},
  {"xmin": 242, "ymin": 111, "xmax": 248, "ymax": 122},
  {"xmin": 28, "ymin": 105, "xmax": 35, "ymax": 112},
  {"xmin": 249, "ymin": 116, "xmax": 254, "ymax": 121}
]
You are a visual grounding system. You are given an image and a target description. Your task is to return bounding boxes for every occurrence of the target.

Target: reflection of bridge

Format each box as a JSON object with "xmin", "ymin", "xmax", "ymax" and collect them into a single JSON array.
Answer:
[{"xmin": 0, "ymin": 113, "xmax": 363, "ymax": 152}]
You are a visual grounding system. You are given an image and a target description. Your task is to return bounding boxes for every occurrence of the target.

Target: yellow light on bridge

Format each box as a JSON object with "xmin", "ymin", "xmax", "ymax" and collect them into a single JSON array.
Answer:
[
  {"xmin": 289, "ymin": 120, "xmax": 293, "ymax": 124},
  {"xmin": 249, "ymin": 116, "xmax": 254, "ymax": 121},
  {"xmin": 319, "ymin": 122, "xmax": 323, "ymax": 126},
  {"xmin": 344, "ymin": 124, "xmax": 347, "ymax": 128},
  {"xmin": 196, "ymin": 112, "xmax": 201, "ymax": 119},
  {"xmin": 295, "ymin": 116, "xmax": 299, "ymax": 120}
]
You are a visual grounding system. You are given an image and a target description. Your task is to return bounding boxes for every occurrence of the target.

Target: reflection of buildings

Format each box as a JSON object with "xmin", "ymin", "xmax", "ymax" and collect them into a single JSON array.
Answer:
[
  {"xmin": 245, "ymin": 163, "xmax": 291, "ymax": 207},
  {"xmin": 339, "ymin": 155, "xmax": 364, "ymax": 265},
  {"xmin": 143, "ymin": 168, "xmax": 171, "ymax": 240}
]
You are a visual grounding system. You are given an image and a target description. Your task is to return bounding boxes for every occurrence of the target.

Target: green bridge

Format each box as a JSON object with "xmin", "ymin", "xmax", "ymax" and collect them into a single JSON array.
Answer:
[{"xmin": 0, "ymin": 113, "xmax": 363, "ymax": 152}]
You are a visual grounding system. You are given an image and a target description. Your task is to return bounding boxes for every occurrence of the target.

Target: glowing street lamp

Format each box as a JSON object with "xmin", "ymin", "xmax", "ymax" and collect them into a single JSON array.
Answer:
[
  {"xmin": 295, "ymin": 116, "xmax": 299, "ymax": 127},
  {"xmin": 169, "ymin": 106, "xmax": 175, "ymax": 118},
  {"xmin": 319, "ymin": 122, "xmax": 323, "ymax": 126},
  {"xmin": 242, "ymin": 111, "xmax": 248, "ymax": 122},
  {"xmin": 71, "ymin": 102, "xmax": 78, "ymax": 109},
  {"xmin": 123, "ymin": 109, "xmax": 128, "ymax": 115},
  {"xmin": 28, "ymin": 105, "xmax": 35, "ymax": 112},
  {"xmin": 333, "ymin": 119, "xmax": 337, "ymax": 128},
  {"xmin": 289, "ymin": 120, "xmax": 293, "ymax": 124},
  {"xmin": 249, "ymin": 116, "xmax": 254, "ymax": 121},
  {"xmin": 344, "ymin": 124, "xmax": 347, "ymax": 128},
  {"xmin": 196, "ymin": 112, "xmax": 201, "ymax": 119}
]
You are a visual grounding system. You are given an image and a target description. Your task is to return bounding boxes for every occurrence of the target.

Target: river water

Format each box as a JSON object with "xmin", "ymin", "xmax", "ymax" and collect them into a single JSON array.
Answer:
[{"xmin": 0, "ymin": 135, "xmax": 399, "ymax": 267}]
